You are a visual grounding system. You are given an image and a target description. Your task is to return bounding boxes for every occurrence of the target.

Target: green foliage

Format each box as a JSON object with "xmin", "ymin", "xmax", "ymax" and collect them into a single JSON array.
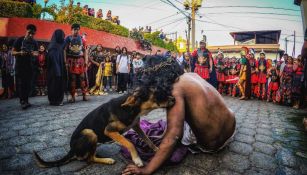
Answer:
[
  {"xmin": 54, "ymin": 7, "xmax": 129, "ymax": 37},
  {"xmin": 144, "ymin": 31, "xmax": 177, "ymax": 51},
  {"xmin": 0, "ymin": 0, "xmax": 33, "ymax": 18}
]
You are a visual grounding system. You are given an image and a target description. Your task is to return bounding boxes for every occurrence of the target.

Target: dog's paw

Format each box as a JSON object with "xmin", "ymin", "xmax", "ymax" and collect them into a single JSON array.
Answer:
[
  {"xmin": 104, "ymin": 158, "xmax": 116, "ymax": 165},
  {"xmin": 133, "ymin": 157, "xmax": 144, "ymax": 167}
]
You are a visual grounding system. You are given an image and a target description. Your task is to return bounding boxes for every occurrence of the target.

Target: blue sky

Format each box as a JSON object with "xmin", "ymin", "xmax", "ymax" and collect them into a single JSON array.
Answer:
[{"xmin": 37, "ymin": 0, "xmax": 303, "ymax": 56}]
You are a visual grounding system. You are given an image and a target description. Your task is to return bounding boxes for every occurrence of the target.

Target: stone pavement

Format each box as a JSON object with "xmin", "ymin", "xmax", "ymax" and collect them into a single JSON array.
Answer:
[{"xmin": 0, "ymin": 94, "xmax": 306, "ymax": 175}]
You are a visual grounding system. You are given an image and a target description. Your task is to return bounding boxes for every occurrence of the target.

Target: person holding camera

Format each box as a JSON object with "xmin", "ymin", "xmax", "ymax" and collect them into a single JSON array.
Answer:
[{"xmin": 12, "ymin": 24, "xmax": 39, "ymax": 109}]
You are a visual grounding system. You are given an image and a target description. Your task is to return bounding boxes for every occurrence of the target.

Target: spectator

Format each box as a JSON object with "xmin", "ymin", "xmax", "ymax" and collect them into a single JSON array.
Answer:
[
  {"xmin": 37, "ymin": 44, "xmax": 47, "ymax": 96},
  {"xmin": 278, "ymin": 56, "xmax": 293, "ymax": 105},
  {"xmin": 0, "ymin": 43, "xmax": 15, "ymax": 99},
  {"xmin": 82, "ymin": 5, "xmax": 88, "ymax": 15},
  {"xmin": 12, "ymin": 24, "xmax": 39, "ymax": 109},
  {"xmin": 116, "ymin": 47, "xmax": 130, "ymax": 94},
  {"xmin": 132, "ymin": 52, "xmax": 144, "ymax": 87},
  {"xmin": 90, "ymin": 8, "xmax": 95, "ymax": 17},
  {"xmin": 103, "ymin": 56, "xmax": 113, "ymax": 92},
  {"xmin": 77, "ymin": 2, "xmax": 81, "ymax": 8},
  {"xmin": 88, "ymin": 44, "xmax": 105, "ymax": 89},
  {"xmin": 112, "ymin": 46, "xmax": 121, "ymax": 91},
  {"xmin": 128, "ymin": 51, "xmax": 136, "ymax": 89},
  {"xmin": 106, "ymin": 10, "xmax": 112, "ymax": 20},
  {"xmin": 97, "ymin": 9, "xmax": 103, "ymax": 18},
  {"xmin": 292, "ymin": 57, "xmax": 303, "ymax": 108}
]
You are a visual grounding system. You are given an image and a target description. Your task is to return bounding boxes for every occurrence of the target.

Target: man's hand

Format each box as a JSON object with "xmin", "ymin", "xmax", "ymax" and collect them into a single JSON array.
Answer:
[
  {"xmin": 122, "ymin": 164, "xmax": 150, "ymax": 175},
  {"xmin": 20, "ymin": 51, "xmax": 27, "ymax": 56},
  {"xmin": 32, "ymin": 51, "xmax": 39, "ymax": 56}
]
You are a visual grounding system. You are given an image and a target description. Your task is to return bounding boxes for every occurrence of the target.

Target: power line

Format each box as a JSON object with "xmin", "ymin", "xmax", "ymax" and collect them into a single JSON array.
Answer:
[
  {"xmin": 200, "ymin": 5, "xmax": 300, "ymax": 12},
  {"xmin": 77, "ymin": 0, "xmax": 165, "ymax": 11},
  {"xmin": 216, "ymin": 15, "xmax": 302, "ymax": 23},
  {"xmin": 151, "ymin": 16, "xmax": 185, "ymax": 27},
  {"xmin": 195, "ymin": 18, "xmax": 245, "ymax": 31},
  {"xmin": 203, "ymin": 12, "xmax": 300, "ymax": 17},
  {"xmin": 173, "ymin": 0, "xmax": 183, "ymax": 5},
  {"xmin": 160, "ymin": 0, "xmax": 190, "ymax": 18},
  {"xmin": 145, "ymin": 12, "xmax": 180, "ymax": 25},
  {"xmin": 155, "ymin": 17, "xmax": 186, "ymax": 29}
]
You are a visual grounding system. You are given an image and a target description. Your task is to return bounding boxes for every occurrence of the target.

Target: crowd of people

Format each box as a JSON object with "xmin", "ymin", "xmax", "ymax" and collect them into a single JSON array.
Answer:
[
  {"xmin": 0, "ymin": 23, "xmax": 306, "ymax": 110},
  {"xmin": 0, "ymin": 23, "xmax": 147, "ymax": 109},
  {"xmin": 181, "ymin": 42, "xmax": 305, "ymax": 109},
  {"xmin": 77, "ymin": 2, "xmax": 120, "ymax": 25}
]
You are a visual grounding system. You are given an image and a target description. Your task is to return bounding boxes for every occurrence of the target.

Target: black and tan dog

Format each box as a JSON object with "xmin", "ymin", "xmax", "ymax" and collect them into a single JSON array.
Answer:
[{"xmin": 34, "ymin": 87, "xmax": 175, "ymax": 167}]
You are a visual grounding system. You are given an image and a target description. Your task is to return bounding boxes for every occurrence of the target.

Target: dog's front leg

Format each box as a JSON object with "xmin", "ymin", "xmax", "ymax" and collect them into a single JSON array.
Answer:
[
  {"xmin": 104, "ymin": 123, "xmax": 144, "ymax": 167},
  {"xmin": 133, "ymin": 121, "xmax": 159, "ymax": 152}
]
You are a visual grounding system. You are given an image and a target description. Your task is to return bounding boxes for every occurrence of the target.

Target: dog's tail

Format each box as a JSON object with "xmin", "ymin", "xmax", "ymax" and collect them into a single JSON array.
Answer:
[{"xmin": 33, "ymin": 150, "xmax": 75, "ymax": 168}]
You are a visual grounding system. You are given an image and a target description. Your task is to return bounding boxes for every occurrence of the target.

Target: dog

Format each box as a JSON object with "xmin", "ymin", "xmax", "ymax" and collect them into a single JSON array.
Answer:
[{"xmin": 34, "ymin": 87, "xmax": 175, "ymax": 168}]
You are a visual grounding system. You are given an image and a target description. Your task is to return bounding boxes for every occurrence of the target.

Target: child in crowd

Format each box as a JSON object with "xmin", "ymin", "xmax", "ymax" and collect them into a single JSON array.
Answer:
[
  {"xmin": 37, "ymin": 44, "xmax": 47, "ymax": 96},
  {"xmin": 103, "ymin": 56, "xmax": 113, "ymax": 92},
  {"xmin": 132, "ymin": 52, "xmax": 144, "ymax": 88}
]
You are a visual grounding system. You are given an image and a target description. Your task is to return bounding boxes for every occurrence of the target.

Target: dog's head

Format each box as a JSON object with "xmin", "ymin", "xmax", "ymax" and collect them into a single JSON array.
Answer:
[{"xmin": 121, "ymin": 87, "xmax": 175, "ymax": 111}]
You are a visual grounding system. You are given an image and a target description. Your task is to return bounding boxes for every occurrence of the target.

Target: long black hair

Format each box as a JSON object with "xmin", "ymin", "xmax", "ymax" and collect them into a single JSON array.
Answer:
[{"xmin": 137, "ymin": 57, "xmax": 184, "ymax": 103}]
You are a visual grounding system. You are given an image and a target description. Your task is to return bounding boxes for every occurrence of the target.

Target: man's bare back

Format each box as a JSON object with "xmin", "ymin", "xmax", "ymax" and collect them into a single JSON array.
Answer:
[
  {"xmin": 123, "ymin": 72, "xmax": 236, "ymax": 175},
  {"xmin": 175, "ymin": 73, "xmax": 236, "ymax": 149}
]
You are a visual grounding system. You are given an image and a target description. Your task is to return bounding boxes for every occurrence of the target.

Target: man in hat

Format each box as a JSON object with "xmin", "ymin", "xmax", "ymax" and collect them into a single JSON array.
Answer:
[
  {"xmin": 64, "ymin": 23, "xmax": 88, "ymax": 102},
  {"xmin": 256, "ymin": 50, "xmax": 267, "ymax": 100},
  {"xmin": 238, "ymin": 47, "xmax": 251, "ymax": 100}
]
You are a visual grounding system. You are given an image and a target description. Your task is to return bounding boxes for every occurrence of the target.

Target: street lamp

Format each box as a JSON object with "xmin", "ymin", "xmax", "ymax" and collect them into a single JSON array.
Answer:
[{"xmin": 43, "ymin": 0, "xmax": 49, "ymax": 20}]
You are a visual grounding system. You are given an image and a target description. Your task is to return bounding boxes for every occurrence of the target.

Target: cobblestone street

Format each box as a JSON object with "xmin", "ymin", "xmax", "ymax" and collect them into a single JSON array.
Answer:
[{"xmin": 0, "ymin": 94, "xmax": 306, "ymax": 175}]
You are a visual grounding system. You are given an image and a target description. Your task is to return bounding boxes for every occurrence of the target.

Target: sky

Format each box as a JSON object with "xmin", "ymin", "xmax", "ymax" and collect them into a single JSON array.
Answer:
[{"xmin": 37, "ymin": 0, "xmax": 303, "ymax": 57}]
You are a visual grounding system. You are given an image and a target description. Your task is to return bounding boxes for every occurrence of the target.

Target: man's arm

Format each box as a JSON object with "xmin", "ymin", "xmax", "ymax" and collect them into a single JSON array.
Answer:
[{"xmin": 122, "ymin": 90, "xmax": 185, "ymax": 175}]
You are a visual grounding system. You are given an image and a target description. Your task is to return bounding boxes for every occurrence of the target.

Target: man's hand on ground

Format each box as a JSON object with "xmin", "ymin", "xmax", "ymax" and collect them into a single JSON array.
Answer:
[{"xmin": 122, "ymin": 164, "xmax": 150, "ymax": 175}]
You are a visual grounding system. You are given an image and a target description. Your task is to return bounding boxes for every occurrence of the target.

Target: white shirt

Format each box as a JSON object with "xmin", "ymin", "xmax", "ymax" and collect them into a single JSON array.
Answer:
[{"xmin": 116, "ymin": 54, "xmax": 130, "ymax": 73}]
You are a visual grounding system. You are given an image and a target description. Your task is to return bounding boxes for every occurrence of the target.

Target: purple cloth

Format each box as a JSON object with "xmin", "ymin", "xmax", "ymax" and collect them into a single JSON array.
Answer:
[{"xmin": 120, "ymin": 120, "xmax": 188, "ymax": 164}]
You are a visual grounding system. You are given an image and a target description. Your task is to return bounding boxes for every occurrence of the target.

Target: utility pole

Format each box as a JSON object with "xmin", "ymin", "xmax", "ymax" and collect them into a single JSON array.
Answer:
[
  {"xmin": 293, "ymin": 30, "xmax": 296, "ymax": 57},
  {"xmin": 187, "ymin": 17, "xmax": 191, "ymax": 52},
  {"xmin": 285, "ymin": 38, "xmax": 288, "ymax": 54},
  {"xmin": 191, "ymin": 0, "xmax": 196, "ymax": 51},
  {"xmin": 184, "ymin": 0, "xmax": 202, "ymax": 51}
]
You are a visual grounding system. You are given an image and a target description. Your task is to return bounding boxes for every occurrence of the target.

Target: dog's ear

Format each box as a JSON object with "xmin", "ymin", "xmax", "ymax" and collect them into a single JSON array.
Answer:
[{"xmin": 121, "ymin": 96, "xmax": 137, "ymax": 107}]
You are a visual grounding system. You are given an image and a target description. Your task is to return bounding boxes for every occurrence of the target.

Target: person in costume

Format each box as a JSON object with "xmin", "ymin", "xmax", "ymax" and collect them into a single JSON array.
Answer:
[
  {"xmin": 47, "ymin": 29, "xmax": 66, "ymax": 106},
  {"xmin": 292, "ymin": 57, "xmax": 303, "ymax": 109},
  {"xmin": 248, "ymin": 49, "xmax": 258, "ymax": 98},
  {"xmin": 238, "ymin": 47, "xmax": 251, "ymax": 100},
  {"xmin": 278, "ymin": 56, "xmax": 294, "ymax": 105},
  {"xmin": 64, "ymin": 23, "xmax": 88, "ymax": 102},
  {"xmin": 226, "ymin": 57, "xmax": 239, "ymax": 97},
  {"xmin": 215, "ymin": 50, "xmax": 226, "ymax": 94},
  {"xmin": 267, "ymin": 62, "xmax": 279, "ymax": 103},
  {"xmin": 88, "ymin": 44, "xmax": 106, "ymax": 95},
  {"xmin": 192, "ymin": 40, "xmax": 213, "ymax": 81},
  {"xmin": 36, "ymin": 44, "xmax": 47, "ymax": 96},
  {"xmin": 256, "ymin": 50, "xmax": 267, "ymax": 100}
]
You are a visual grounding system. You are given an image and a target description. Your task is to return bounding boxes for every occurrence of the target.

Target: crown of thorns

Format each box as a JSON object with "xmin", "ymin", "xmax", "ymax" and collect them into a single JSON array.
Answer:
[{"xmin": 140, "ymin": 61, "xmax": 174, "ymax": 74}]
